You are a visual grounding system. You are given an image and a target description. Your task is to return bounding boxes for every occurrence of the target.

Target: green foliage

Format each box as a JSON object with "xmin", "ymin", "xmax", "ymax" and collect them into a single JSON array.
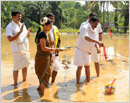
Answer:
[
  {"xmin": 1, "ymin": 1, "xmax": 129, "ymax": 34},
  {"xmin": 48, "ymin": 1, "xmax": 62, "ymax": 28},
  {"xmin": 111, "ymin": 27, "xmax": 117, "ymax": 33},
  {"xmin": 61, "ymin": 24, "xmax": 68, "ymax": 29},
  {"xmin": 75, "ymin": 9, "xmax": 89, "ymax": 28},
  {"xmin": 1, "ymin": 28, "xmax": 6, "ymax": 33},
  {"xmin": 59, "ymin": 29, "xmax": 79, "ymax": 33}
]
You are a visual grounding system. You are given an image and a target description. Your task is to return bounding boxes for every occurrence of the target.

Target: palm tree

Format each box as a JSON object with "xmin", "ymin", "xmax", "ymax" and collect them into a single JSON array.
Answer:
[
  {"xmin": 83, "ymin": 1, "xmax": 129, "ymax": 33},
  {"xmin": 87, "ymin": 1, "xmax": 108, "ymax": 31},
  {"xmin": 105, "ymin": 1, "xmax": 129, "ymax": 33},
  {"xmin": 109, "ymin": 1, "xmax": 118, "ymax": 32}
]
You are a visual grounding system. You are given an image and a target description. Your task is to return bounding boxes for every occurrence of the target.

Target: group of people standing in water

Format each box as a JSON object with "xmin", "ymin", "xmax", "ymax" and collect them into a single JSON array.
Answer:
[{"xmin": 6, "ymin": 10, "xmax": 104, "ymax": 96}]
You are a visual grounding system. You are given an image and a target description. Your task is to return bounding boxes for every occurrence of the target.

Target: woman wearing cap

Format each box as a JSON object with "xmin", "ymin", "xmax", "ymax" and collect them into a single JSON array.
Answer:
[{"xmin": 35, "ymin": 17, "xmax": 62, "ymax": 95}]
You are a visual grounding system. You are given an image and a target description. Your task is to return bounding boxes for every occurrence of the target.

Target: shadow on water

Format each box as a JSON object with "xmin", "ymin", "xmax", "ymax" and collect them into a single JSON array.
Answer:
[
  {"xmin": 2, "ymin": 85, "xmax": 31, "ymax": 102},
  {"xmin": 1, "ymin": 81, "xmax": 23, "ymax": 93},
  {"xmin": 36, "ymin": 99, "xmax": 52, "ymax": 102},
  {"xmin": 1, "ymin": 82, "xmax": 52, "ymax": 102},
  {"xmin": 1, "ymin": 34, "xmax": 129, "ymax": 102},
  {"xmin": 54, "ymin": 76, "xmax": 96, "ymax": 102}
]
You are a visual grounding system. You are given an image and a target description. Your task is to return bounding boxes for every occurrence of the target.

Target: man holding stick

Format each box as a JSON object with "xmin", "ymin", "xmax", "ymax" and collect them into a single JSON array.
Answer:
[
  {"xmin": 79, "ymin": 12, "xmax": 103, "ymax": 77},
  {"xmin": 74, "ymin": 16, "xmax": 104, "ymax": 84}
]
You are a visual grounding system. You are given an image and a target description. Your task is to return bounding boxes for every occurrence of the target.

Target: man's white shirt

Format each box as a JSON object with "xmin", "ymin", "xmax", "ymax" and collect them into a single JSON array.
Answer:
[
  {"xmin": 6, "ymin": 20, "xmax": 29, "ymax": 53},
  {"xmin": 50, "ymin": 25, "xmax": 55, "ymax": 41},
  {"xmin": 79, "ymin": 19, "xmax": 102, "ymax": 40},
  {"xmin": 76, "ymin": 23, "xmax": 98, "ymax": 53}
]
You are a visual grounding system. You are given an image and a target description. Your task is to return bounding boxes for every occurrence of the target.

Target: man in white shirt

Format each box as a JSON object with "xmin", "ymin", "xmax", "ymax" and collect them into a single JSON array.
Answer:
[
  {"xmin": 79, "ymin": 12, "xmax": 103, "ymax": 77},
  {"xmin": 6, "ymin": 10, "xmax": 33, "ymax": 85},
  {"xmin": 74, "ymin": 16, "xmax": 104, "ymax": 84}
]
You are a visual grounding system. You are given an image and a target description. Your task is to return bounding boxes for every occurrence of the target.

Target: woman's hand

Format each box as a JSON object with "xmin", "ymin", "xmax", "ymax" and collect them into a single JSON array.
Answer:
[
  {"xmin": 55, "ymin": 48, "xmax": 64, "ymax": 52},
  {"xmin": 51, "ymin": 41, "xmax": 55, "ymax": 46}
]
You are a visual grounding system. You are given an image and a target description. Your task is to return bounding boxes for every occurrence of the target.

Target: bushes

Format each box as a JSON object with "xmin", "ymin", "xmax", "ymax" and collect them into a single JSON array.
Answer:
[{"xmin": 59, "ymin": 29, "xmax": 79, "ymax": 33}]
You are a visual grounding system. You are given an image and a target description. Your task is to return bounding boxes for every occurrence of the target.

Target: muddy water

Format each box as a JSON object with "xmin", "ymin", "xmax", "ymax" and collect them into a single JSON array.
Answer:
[{"xmin": 1, "ymin": 34, "xmax": 129, "ymax": 102}]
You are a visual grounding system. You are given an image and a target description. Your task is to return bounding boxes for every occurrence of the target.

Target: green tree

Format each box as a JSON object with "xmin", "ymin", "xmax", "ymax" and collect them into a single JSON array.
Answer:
[
  {"xmin": 1, "ymin": 1, "xmax": 25, "ymax": 28},
  {"xmin": 22, "ymin": 1, "xmax": 51, "ymax": 27},
  {"xmin": 59, "ymin": 1, "xmax": 77, "ymax": 29},
  {"xmin": 111, "ymin": 1, "xmax": 129, "ymax": 33},
  {"xmin": 118, "ymin": 1, "xmax": 129, "ymax": 33},
  {"xmin": 48, "ymin": 1, "xmax": 62, "ymax": 28},
  {"xmin": 74, "ymin": 2, "xmax": 82, "ymax": 9}
]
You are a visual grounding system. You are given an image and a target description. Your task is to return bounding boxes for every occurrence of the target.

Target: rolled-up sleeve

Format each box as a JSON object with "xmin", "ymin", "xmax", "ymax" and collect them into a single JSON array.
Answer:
[
  {"xmin": 6, "ymin": 25, "xmax": 13, "ymax": 37},
  {"xmin": 80, "ymin": 26, "xmax": 89, "ymax": 38},
  {"xmin": 97, "ymin": 23, "xmax": 103, "ymax": 33}
]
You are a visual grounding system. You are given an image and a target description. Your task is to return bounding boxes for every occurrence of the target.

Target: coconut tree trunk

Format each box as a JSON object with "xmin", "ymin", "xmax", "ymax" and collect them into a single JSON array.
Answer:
[
  {"xmin": 123, "ymin": 2, "xmax": 129, "ymax": 33},
  {"xmin": 114, "ymin": 2, "xmax": 118, "ymax": 32},
  {"xmin": 107, "ymin": 1, "xmax": 109, "ymax": 26},
  {"xmin": 124, "ymin": 13, "xmax": 129, "ymax": 33},
  {"xmin": 103, "ymin": 2, "xmax": 105, "ymax": 31}
]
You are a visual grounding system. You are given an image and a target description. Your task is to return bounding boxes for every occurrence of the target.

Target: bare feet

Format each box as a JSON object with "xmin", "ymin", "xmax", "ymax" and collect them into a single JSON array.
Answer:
[
  {"xmin": 37, "ymin": 86, "xmax": 40, "ymax": 90},
  {"xmin": 37, "ymin": 86, "xmax": 44, "ymax": 96},
  {"xmin": 87, "ymin": 79, "xmax": 90, "ymax": 82},
  {"xmin": 14, "ymin": 83, "xmax": 17, "ymax": 86},
  {"xmin": 37, "ymin": 88, "xmax": 43, "ymax": 96},
  {"xmin": 39, "ymin": 83, "xmax": 45, "ymax": 96},
  {"xmin": 51, "ymin": 71, "xmax": 57, "ymax": 83},
  {"xmin": 77, "ymin": 81, "xmax": 80, "ymax": 85},
  {"xmin": 23, "ymin": 80, "xmax": 26, "ymax": 82}
]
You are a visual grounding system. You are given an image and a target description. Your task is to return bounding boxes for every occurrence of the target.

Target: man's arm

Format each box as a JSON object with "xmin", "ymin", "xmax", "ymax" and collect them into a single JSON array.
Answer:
[
  {"xmin": 7, "ymin": 24, "xmax": 24, "ymax": 42},
  {"xmin": 7, "ymin": 32, "xmax": 21, "ymax": 42},
  {"xmin": 85, "ymin": 36, "xmax": 104, "ymax": 47},
  {"xmin": 98, "ymin": 23, "xmax": 103, "ymax": 41},
  {"xmin": 99, "ymin": 33, "xmax": 102, "ymax": 41}
]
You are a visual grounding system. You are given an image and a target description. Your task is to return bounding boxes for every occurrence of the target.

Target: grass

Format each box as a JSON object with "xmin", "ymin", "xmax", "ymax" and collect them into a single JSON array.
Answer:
[
  {"xmin": 59, "ymin": 29, "xmax": 79, "ymax": 33},
  {"xmin": 1, "ymin": 28, "xmax": 79, "ymax": 33}
]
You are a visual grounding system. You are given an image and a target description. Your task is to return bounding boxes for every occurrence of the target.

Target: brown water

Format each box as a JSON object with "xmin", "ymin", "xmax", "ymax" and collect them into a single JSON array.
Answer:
[{"xmin": 1, "ymin": 34, "xmax": 129, "ymax": 102}]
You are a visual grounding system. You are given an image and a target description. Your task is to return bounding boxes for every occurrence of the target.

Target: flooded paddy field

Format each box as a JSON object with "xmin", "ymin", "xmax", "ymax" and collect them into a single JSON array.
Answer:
[{"xmin": 1, "ymin": 33, "xmax": 129, "ymax": 102}]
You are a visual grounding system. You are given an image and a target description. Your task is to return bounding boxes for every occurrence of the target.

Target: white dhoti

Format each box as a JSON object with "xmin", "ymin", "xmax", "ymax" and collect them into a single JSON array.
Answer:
[
  {"xmin": 91, "ymin": 46, "xmax": 99, "ymax": 63},
  {"xmin": 12, "ymin": 52, "xmax": 30, "ymax": 71},
  {"xmin": 52, "ymin": 56, "xmax": 60, "ymax": 72},
  {"xmin": 74, "ymin": 48, "xmax": 91, "ymax": 66}
]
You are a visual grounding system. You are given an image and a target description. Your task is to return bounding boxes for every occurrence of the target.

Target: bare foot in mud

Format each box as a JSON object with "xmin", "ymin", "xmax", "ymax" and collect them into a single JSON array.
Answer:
[
  {"xmin": 14, "ymin": 83, "xmax": 17, "ymax": 86},
  {"xmin": 37, "ymin": 86, "xmax": 40, "ymax": 90},
  {"xmin": 37, "ymin": 87, "xmax": 44, "ymax": 96},
  {"xmin": 23, "ymin": 80, "xmax": 26, "ymax": 82}
]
